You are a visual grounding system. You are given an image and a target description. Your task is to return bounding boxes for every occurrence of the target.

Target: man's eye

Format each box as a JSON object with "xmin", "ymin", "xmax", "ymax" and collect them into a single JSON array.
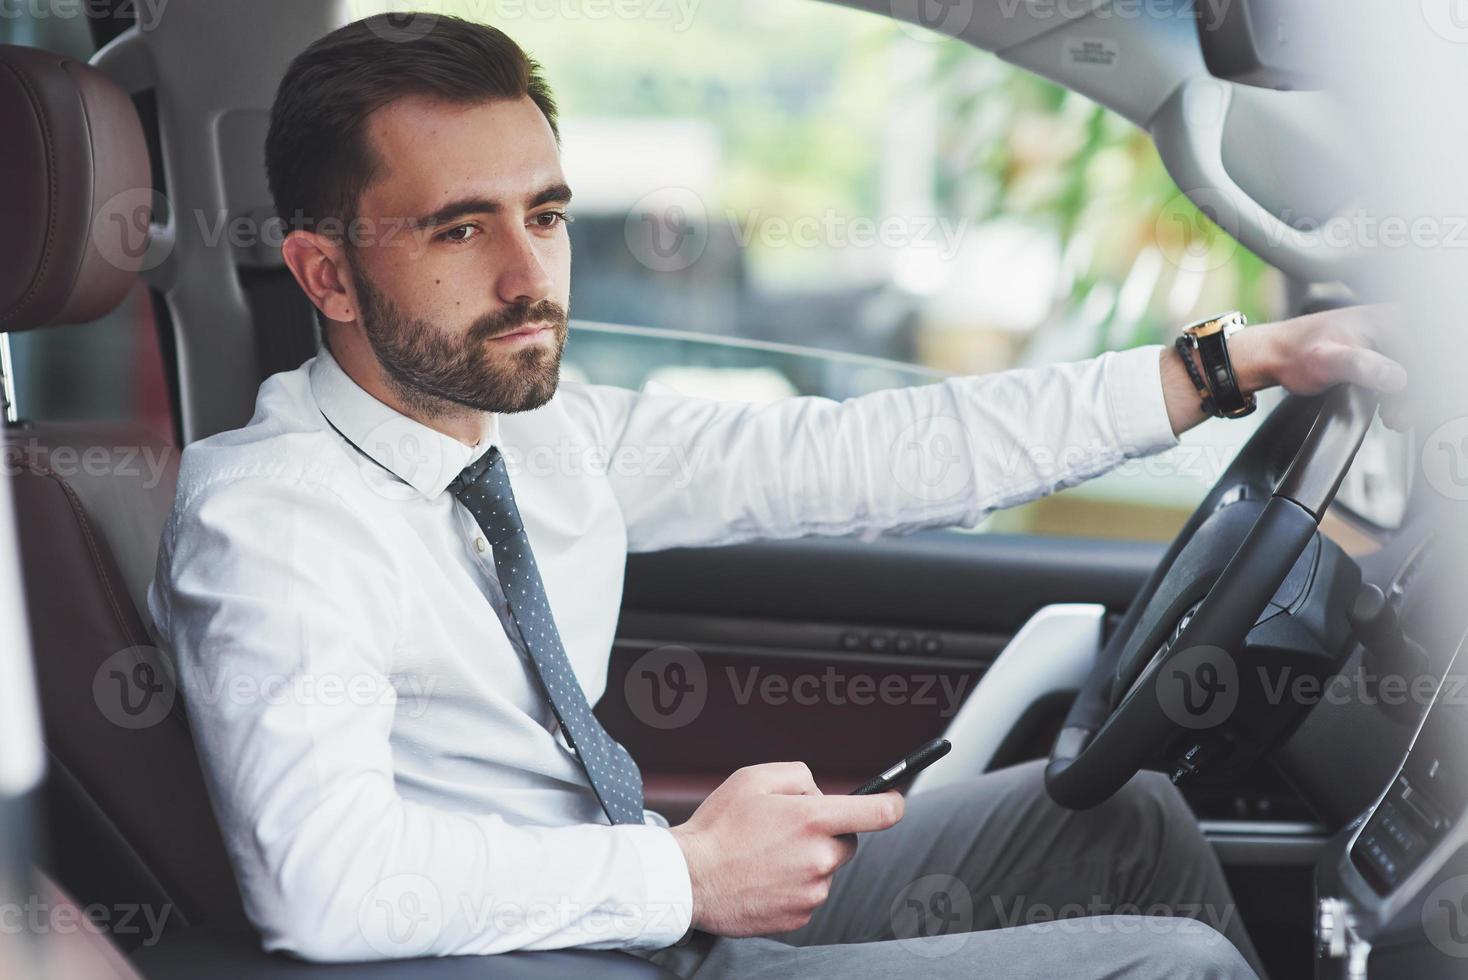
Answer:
[
  {"xmin": 533, "ymin": 210, "xmax": 570, "ymax": 230},
  {"xmin": 437, "ymin": 224, "xmax": 479, "ymax": 244}
]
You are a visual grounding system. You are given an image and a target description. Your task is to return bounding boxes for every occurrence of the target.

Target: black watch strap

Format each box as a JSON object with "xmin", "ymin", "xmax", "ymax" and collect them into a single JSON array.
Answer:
[{"xmin": 1181, "ymin": 313, "xmax": 1257, "ymax": 419}]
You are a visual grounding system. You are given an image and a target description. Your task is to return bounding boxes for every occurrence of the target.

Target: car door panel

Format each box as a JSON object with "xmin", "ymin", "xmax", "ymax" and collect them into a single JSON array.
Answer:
[{"xmin": 598, "ymin": 530, "xmax": 1164, "ymax": 819}]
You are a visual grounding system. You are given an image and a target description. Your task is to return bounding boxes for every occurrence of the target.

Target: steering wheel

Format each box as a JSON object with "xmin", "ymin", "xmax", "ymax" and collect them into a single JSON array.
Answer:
[{"xmin": 1044, "ymin": 384, "xmax": 1379, "ymax": 810}]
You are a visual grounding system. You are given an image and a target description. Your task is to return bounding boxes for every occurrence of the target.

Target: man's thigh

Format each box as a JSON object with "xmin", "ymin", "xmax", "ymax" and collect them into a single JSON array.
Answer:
[
  {"xmin": 648, "ymin": 915, "xmax": 1256, "ymax": 980},
  {"xmin": 637, "ymin": 760, "xmax": 1262, "ymax": 979},
  {"xmin": 777, "ymin": 759, "xmax": 1238, "ymax": 949}
]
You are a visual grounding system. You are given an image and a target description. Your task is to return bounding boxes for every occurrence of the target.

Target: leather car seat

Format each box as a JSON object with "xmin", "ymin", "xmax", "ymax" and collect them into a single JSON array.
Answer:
[{"xmin": 0, "ymin": 42, "xmax": 247, "ymax": 941}]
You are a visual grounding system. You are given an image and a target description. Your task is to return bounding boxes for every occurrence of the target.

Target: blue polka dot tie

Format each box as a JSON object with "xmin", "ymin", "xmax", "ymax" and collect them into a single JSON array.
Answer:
[{"xmin": 450, "ymin": 446, "xmax": 646, "ymax": 825}]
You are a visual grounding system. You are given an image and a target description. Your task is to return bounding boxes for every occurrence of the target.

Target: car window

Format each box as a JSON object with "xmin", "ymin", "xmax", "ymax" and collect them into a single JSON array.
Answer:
[
  {"xmin": 1332, "ymin": 418, "xmax": 1410, "ymax": 530},
  {"xmin": 445, "ymin": 0, "xmax": 1284, "ymax": 540},
  {"xmin": 0, "ymin": 2, "xmax": 94, "ymax": 57},
  {"xmin": 562, "ymin": 321, "xmax": 943, "ymax": 401}
]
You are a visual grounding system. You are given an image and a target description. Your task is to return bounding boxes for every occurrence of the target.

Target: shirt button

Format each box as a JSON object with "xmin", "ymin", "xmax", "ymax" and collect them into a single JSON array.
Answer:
[{"xmin": 474, "ymin": 537, "xmax": 488, "ymax": 553}]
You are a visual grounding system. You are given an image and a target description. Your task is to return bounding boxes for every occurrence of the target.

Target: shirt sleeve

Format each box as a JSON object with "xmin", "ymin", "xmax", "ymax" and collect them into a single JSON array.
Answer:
[
  {"xmin": 150, "ymin": 472, "xmax": 692, "ymax": 962},
  {"xmin": 575, "ymin": 344, "xmax": 1179, "ymax": 553}
]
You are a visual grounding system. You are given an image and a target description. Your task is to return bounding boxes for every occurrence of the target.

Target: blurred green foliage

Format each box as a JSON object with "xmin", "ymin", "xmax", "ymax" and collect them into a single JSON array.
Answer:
[{"xmin": 438, "ymin": 0, "xmax": 1280, "ymax": 359}]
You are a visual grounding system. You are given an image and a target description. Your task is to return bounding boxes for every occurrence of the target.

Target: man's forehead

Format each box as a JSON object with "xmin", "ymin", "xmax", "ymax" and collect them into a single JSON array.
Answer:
[{"xmin": 360, "ymin": 94, "xmax": 563, "ymax": 215}]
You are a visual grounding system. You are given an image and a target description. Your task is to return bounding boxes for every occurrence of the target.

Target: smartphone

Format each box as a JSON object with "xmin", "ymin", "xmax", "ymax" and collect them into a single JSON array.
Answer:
[{"xmin": 848, "ymin": 737, "xmax": 951, "ymax": 795}]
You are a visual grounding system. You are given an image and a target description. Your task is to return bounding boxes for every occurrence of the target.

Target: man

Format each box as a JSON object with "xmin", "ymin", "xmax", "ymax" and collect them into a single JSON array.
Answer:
[{"xmin": 148, "ymin": 14, "xmax": 1405, "ymax": 979}]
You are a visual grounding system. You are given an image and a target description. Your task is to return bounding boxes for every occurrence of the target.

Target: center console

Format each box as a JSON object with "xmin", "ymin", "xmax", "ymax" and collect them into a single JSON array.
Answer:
[{"xmin": 1314, "ymin": 637, "xmax": 1468, "ymax": 979}]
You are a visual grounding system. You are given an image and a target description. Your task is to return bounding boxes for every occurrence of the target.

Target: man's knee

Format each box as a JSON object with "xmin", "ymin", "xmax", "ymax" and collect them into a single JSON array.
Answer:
[
  {"xmin": 1114, "ymin": 768, "xmax": 1193, "ymax": 821},
  {"xmin": 1102, "ymin": 768, "xmax": 1201, "ymax": 853},
  {"xmin": 1146, "ymin": 919, "xmax": 1258, "ymax": 980},
  {"xmin": 1030, "ymin": 917, "xmax": 1255, "ymax": 979}
]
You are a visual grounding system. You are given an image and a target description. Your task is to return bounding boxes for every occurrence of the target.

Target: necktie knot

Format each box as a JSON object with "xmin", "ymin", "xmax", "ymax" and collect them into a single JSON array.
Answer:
[{"xmin": 449, "ymin": 446, "xmax": 523, "ymax": 545}]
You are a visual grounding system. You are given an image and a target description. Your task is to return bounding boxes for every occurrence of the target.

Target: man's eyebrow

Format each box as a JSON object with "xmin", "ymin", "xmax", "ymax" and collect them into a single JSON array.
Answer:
[
  {"xmin": 529, "ymin": 182, "xmax": 573, "ymax": 209},
  {"xmin": 408, "ymin": 183, "xmax": 574, "ymax": 231}
]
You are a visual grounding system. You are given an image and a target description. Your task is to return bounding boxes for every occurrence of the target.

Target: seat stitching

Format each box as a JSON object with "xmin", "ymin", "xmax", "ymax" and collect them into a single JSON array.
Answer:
[{"xmin": 19, "ymin": 461, "xmax": 149, "ymax": 651}]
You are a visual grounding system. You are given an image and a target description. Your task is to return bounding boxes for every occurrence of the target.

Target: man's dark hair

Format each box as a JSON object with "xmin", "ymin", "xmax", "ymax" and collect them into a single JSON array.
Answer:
[{"xmin": 265, "ymin": 14, "xmax": 559, "ymax": 237}]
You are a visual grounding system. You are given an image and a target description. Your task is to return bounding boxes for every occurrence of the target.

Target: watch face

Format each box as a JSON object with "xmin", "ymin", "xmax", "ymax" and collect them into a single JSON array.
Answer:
[
  {"xmin": 1183, "ymin": 310, "xmax": 1246, "ymax": 338},
  {"xmin": 1221, "ymin": 312, "xmax": 1249, "ymax": 337}
]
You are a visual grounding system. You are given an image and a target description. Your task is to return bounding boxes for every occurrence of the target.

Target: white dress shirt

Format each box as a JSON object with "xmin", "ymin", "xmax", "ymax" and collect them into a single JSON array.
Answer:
[{"xmin": 147, "ymin": 343, "xmax": 1177, "ymax": 962}]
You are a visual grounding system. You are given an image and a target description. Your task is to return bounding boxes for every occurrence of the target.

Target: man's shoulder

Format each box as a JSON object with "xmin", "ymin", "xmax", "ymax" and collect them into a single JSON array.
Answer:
[
  {"xmin": 522, "ymin": 379, "xmax": 639, "ymax": 444},
  {"xmin": 173, "ymin": 360, "xmax": 353, "ymax": 515},
  {"xmin": 542, "ymin": 378, "xmax": 636, "ymax": 415}
]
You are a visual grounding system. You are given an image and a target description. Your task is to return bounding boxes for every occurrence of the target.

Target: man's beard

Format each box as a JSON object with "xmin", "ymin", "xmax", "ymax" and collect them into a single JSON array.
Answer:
[{"xmin": 354, "ymin": 270, "xmax": 568, "ymax": 417}]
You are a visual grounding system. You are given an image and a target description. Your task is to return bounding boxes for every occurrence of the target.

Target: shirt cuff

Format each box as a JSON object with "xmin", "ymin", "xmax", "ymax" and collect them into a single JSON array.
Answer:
[
  {"xmin": 1103, "ymin": 344, "xmax": 1180, "ymax": 457},
  {"xmin": 619, "ymin": 822, "xmax": 694, "ymax": 949}
]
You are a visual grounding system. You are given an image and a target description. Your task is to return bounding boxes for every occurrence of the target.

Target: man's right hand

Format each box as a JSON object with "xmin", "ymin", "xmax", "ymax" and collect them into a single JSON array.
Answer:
[{"xmin": 668, "ymin": 762, "xmax": 904, "ymax": 936}]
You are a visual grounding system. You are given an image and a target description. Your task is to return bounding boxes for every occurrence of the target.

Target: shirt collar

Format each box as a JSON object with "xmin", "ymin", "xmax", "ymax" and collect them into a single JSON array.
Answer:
[{"xmin": 309, "ymin": 347, "xmax": 499, "ymax": 500}]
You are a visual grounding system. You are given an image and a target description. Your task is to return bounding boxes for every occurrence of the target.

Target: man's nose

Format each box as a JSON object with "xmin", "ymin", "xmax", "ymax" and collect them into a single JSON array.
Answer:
[{"xmin": 494, "ymin": 228, "xmax": 554, "ymax": 307}]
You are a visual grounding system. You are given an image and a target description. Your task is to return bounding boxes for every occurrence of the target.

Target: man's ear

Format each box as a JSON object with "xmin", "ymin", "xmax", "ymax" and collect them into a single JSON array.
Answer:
[{"xmin": 280, "ymin": 230, "xmax": 356, "ymax": 323}]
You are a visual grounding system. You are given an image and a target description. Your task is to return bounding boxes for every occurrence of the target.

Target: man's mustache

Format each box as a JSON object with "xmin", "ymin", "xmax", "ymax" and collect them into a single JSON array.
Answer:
[{"xmin": 470, "ymin": 300, "xmax": 568, "ymax": 342}]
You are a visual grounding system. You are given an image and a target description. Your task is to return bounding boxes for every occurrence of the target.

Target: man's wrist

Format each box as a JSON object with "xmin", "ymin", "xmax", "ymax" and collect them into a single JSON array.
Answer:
[
  {"xmin": 1225, "ymin": 323, "xmax": 1282, "ymax": 396},
  {"xmin": 668, "ymin": 823, "xmax": 704, "ymax": 929}
]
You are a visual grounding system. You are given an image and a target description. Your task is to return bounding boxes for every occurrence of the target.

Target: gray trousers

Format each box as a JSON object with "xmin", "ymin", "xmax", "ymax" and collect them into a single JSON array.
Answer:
[{"xmin": 639, "ymin": 760, "xmax": 1264, "ymax": 980}]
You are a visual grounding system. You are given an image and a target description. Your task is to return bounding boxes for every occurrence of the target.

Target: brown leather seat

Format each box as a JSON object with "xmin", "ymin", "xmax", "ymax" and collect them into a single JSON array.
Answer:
[{"xmin": 0, "ymin": 43, "xmax": 246, "ymax": 942}]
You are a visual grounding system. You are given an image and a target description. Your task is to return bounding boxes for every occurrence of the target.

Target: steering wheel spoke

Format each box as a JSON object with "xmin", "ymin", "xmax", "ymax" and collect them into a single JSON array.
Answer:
[{"xmin": 1045, "ymin": 387, "xmax": 1378, "ymax": 810}]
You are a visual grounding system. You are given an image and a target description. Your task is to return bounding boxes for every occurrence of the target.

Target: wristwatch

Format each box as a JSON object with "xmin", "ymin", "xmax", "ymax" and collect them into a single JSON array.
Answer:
[{"xmin": 1176, "ymin": 311, "xmax": 1256, "ymax": 418}]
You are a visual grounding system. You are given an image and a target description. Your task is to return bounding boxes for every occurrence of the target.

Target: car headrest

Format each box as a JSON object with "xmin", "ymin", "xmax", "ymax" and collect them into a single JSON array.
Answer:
[{"xmin": 0, "ymin": 44, "xmax": 151, "ymax": 333}]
